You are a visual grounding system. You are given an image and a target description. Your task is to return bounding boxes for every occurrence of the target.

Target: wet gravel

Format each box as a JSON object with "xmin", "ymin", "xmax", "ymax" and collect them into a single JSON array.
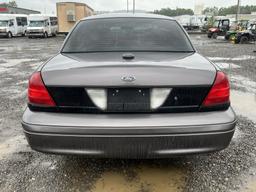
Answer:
[{"xmin": 0, "ymin": 35, "xmax": 256, "ymax": 192}]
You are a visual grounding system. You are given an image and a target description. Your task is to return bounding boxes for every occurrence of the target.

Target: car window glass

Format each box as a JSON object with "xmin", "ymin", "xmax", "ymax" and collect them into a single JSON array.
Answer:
[{"xmin": 63, "ymin": 18, "xmax": 194, "ymax": 53}]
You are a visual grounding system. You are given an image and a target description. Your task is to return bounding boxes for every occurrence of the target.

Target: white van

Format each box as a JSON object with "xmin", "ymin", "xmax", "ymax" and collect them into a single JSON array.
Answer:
[
  {"xmin": 0, "ymin": 14, "xmax": 28, "ymax": 38},
  {"xmin": 27, "ymin": 14, "xmax": 58, "ymax": 38}
]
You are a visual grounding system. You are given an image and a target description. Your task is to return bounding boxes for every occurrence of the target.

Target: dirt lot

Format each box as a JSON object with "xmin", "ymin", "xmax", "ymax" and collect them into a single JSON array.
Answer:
[{"xmin": 0, "ymin": 35, "xmax": 256, "ymax": 192}]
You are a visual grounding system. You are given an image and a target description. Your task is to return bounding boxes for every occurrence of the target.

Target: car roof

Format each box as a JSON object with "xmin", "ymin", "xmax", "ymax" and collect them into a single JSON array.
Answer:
[{"xmin": 82, "ymin": 13, "xmax": 174, "ymax": 21}]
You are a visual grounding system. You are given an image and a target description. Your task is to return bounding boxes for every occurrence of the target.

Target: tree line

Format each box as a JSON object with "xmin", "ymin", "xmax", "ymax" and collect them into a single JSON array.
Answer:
[
  {"xmin": 154, "ymin": 8, "xmax": 194, "ymax": 17},
  {"xmin": 203, "ymin": 5, "xmax": 256, "ymax": 16},
  {"xmin": 4, "ymin": 0, "xmax": 18, "ymax": 7},
  {"xmin": 154, "ymin": 5, "xmax": 256, "ymax": 17}
]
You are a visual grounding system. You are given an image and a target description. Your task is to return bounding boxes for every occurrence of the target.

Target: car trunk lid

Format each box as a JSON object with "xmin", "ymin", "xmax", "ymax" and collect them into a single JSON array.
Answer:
[{"xmin": 41, "ymin": 52, "xmax": 216, "ymax": 87}]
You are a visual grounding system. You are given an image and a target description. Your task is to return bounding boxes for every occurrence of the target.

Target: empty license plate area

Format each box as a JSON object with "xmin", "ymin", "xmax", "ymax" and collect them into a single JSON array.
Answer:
[{"xmin": 107, "ymin": 88, "xmax": 150, "ymax": 112}]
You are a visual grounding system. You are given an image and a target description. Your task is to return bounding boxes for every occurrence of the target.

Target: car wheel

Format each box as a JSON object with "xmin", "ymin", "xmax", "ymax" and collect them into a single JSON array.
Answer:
[
  {"xmin": 44, "ymin": 32, "xmax": 48, "ymax": 38},
  {"xmin": 7, "ymin": 32, "xmax": 12, "ymax": 38},
  {"xmin": 207, "ymin": 34, "xmax": 212, "ymax": 38},
  {"xmin": 240, "ymin": 36, "xmax": 249, "ymax": 44},
  {"xmin": 212, "ymin": 33, "xmax": 218, "ymax": 39}
]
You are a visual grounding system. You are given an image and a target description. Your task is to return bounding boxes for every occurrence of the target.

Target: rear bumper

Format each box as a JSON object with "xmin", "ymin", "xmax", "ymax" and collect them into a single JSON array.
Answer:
[
  {"xmin": 22, "ymin": 108, "xmax": 237, "ymax": 158},
  {"xmin": 24, "ymin": 129, "xmax": 235, "ymax": 158},
  {"xmin": 27, "ymin": 32, "xmax": 44, "ymax": 37}
]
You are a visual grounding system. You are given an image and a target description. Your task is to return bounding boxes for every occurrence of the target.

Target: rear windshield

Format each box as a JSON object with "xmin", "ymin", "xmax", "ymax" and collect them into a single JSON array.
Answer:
[{"xmin": 62, "ymin": 18, "xmax": 194, "ymax": 53}]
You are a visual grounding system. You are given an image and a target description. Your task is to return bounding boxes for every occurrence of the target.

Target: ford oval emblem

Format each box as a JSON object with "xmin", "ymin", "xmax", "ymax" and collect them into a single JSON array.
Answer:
[{"xmin": 121, "ymin": 76, "xmax": 136, "ymax": 82}]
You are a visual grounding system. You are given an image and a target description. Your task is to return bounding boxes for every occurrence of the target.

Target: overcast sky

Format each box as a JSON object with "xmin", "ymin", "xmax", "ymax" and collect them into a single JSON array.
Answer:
[{"xmin": 1, "ymin": 0, "xmax": 256, "ymax": 14}]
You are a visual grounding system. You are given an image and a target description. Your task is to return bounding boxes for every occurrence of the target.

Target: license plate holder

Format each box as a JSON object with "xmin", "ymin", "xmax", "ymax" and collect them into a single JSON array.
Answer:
[{"xmin": 107, "ymin": 88, "xmax": 150, "ymax": 112}]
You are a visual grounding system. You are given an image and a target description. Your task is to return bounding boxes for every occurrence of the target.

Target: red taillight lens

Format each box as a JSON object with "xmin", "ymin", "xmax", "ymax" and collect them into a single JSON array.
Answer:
[
  {"xmin": 203, "ymin": 71, "xmax": 230, "ymax": 107},
  {"xmin": 28, "ymin": 72, "xmax": 56, "ymax": 107}
]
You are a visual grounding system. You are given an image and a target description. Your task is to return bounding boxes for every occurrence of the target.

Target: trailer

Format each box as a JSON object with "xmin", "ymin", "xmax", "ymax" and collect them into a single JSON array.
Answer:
[
  {"xmin": 56, "ymin": 2, "xmax": 94, "ymax": 34},
  {"xmin": 175, "ymin": 15, "xmax": 207, "ymax": 31},
  {"xmin": 0, "ymin": 14, "xmax": 28, "ymax": 38}
]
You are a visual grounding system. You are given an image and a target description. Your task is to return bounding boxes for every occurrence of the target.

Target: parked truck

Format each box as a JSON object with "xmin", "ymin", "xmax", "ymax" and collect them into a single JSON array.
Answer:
[
  {"xmin": 0, "ymin": 14, "xmax": 28, "ymax": 38},
  {"xmin": 27, "ymin": 14, "xmax": 58, "ymax": 38},
  {"xmin": 175, "ymin": 15, "xmax": 207, "ymax": 31}
]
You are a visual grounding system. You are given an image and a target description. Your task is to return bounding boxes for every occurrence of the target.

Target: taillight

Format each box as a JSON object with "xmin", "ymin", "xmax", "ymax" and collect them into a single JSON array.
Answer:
[
  {"xmin": 202, "ymin": 71, "xmax": 230, "ymax": 107},
  {"xmin": 28, "ymin": 72, "xmax": 56, "ymax": 107}
]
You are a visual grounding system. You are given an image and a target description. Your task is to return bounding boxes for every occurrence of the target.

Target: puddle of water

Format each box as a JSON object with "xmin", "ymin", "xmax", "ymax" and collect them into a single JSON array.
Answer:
[
  {"xmin": 0, "ymin": 67, "xmax": 13, "ymax": 73},
  {"xmin": 0, "ymin": 59, "xmax": 34, "ymax": 68},
  {"xmin": 29, "ymin": 62, "xmax": 42, "ymax": 70},
  {"xmin": 91, "ymin": 166, "xmax": 186, "ymax": 192},
  {"xmin": 232, "ymin": 55, "xmax": 256, "ymax": 61},
  {"xmin": 215, "ymin": 62, "xmax": 241, "ymax": 69},
  {"xmin": 231, "ymin": 90, "xmax": 256, "ymax": 123},
  {"xmin": 208, "ymin": 55, "xmax": 256, "ymax": 61},
  {"xmin": 217, "ymin": 36, "xmax": 225, "ymax": 40},
  {"xmin": 0, "ymin": 59, "xmax": 41, "ymax": 74},
  {"xmin": 231, "ymin": 75, "xmax": 256, "ymax": 93},
  {"xmin": 16, "ymin": 80, "xmax": 28, "ymax": 85}
]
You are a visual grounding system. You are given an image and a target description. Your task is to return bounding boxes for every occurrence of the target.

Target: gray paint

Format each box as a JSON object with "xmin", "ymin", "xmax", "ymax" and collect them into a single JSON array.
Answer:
[
  {"xmin": 41, "ymin": 52, "xmax": 217, "ymax": 87},
  {"xmin": 22, "ymin": 13, "xmax": 236, "ymax": 157},
  {"xmin": 23, "ymin": 129, "xmax": 235, "ymax": 158},
  {"xmin": 23, "ymin": 107, "xmax": 236, "ymax": 135}
]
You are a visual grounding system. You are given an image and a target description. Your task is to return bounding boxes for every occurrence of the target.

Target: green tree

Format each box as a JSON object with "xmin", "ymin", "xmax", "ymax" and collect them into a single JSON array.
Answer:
[
  {"xmin": 154, "ymin": 8, "xmax": 194, "ymax": 17},
  {"xmin": 203, "ymin": 5, "xmax": 256, "ymax": 16},
  {"xmin": 8, "ymin": 0, "xmax": 18, "ymax": 7},
  {"xmin": 203, "ymin": 7, "xmax": 219, "ymax": 16}
]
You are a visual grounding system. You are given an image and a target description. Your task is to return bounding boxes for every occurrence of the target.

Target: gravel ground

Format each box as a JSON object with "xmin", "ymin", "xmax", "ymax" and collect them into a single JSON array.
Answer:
[{"xmin": 0, "ymin": 35, "xmax": 256, "ymax": 192}]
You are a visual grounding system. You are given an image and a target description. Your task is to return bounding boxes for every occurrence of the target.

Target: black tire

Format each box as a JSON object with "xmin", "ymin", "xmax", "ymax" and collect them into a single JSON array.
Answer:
[
  {"xmin": 240, "ymin": 36, "xmax": 249, "ymax": 44},
  {"xmin": 7, "ymin": 32, "xmax": 12, "ymax": 38},
  {"xmin": 207, "ymin": 33, "xmax": 212, "ymax": 38},
  {"xmin": 44, "ymin": 32, "xmax": 48, "ymax": 38},
  {"xmin": 52, "ymin": 32, "xmax": 57, "ymax": 37},
  {"xmin": 212, "ymin": 33, "xmax": 218, "ymax": 39},
  {"xmin": 22, "ymin": 31, "xmax": 26, "ymax": 37}
]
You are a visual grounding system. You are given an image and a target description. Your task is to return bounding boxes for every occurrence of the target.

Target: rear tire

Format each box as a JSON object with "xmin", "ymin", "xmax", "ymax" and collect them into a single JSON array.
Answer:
[
  {"xmin": 240, "ymin": 36, "xmax": 249, "ymax": 44},
  {"xmin": 207, "ymin": 33, "xmax": 212, "ymax": 38},
  {"xmin": 212, "ymin": 33, "xmax": 218, "ymax": 39},
  {"xmin": 52, "ymin": 32, "xmax": 57, "ymax": 37}
]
